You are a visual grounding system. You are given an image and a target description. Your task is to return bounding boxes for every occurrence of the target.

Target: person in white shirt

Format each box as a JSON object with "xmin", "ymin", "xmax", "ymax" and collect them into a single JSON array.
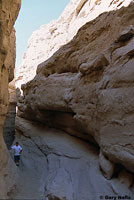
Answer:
[{"xmin": 11, "ymin": 142, "xmax": 22, "ymax": 166}]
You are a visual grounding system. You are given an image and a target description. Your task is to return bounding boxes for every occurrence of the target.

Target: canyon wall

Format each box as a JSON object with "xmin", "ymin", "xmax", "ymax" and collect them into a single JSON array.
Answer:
[
  {"xmin": 3, "ymin": 80, "xmax": 17, "ymax": 149},
  {"xmin": 15, "ymin": 0, "xmax": 132, "ymax": 88},
  {"xmin": 14, "ymin": 117, "xmax": 134, "ymax": 199},
  {"xmin": 15, "ymin": 0, "xmax": 134, "ymax": 199},
  {"xmin": 0, "ymin": 0, "xmax": 21, "ymax": 198}
]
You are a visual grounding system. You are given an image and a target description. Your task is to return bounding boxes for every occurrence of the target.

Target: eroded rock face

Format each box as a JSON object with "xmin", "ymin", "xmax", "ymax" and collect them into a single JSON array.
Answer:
[
  {"xmin": 18, "ymin": 3, "xmax": 134, "ymax": 172},
  {"xmin": 15, "ymin": 0, "xmax": 134, "ymax": 199},
  {"xmin": 15, "ymin": 0, "xmax": 132, "ymax": 88},
  {"xmin": 14, "ymin": 117, "xmax": 134, "ymax": 199},
  {"xmin": 0, "ymin": 0, "xmax": 21, "ymax": 198},
  {"xmin": 17, "ymin": 2, "xmax": 134, "ymax": 175}
]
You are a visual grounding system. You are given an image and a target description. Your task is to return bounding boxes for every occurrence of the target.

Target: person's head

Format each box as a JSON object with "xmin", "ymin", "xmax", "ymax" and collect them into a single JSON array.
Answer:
[{"xmin": 16, "ymin": 142, "xmax": 19, "ymax": 146}]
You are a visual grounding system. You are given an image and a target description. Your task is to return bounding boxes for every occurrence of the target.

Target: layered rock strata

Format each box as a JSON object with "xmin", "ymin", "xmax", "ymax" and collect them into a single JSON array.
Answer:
[
  {"xmin": 15, "ymin": 0, "xmax": 132, "ymax": 88},
  {"xmin": 16, "ymin": 1, "xmax": 134, "ymax": 199},
  {"xmin": 0, "ymin": 0, "xmax": 21, "ymax": 198},
  {"xmin": 18, "ymin": 2, "xmax": 134, "ymax": 173}
]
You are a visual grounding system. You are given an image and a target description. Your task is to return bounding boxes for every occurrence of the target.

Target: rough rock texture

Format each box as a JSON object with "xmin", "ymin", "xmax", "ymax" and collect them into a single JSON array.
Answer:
[
  {"xmin": 99, "ymin": 151, "xmax": 115, "ymax": 180},
  {"xmin": 15, "ymin": 0, "xmax": 134, "ymax": 199},
  {"xmin": 17, "ymin": 2, "xmax": 134, "ymax": 175},
  {"xmin": 13, "ymin": 117, "xmax": 134, "ymax": 199},
  {"xmin": 15, "ymin": 0, "xmax": 132, "ymax": 88},
  {"xmin": 3, "ymin": 80, "xmax": 17, "ymax": 149},
  {"xmin": 0, "ymin": 0, "xmax": 21, "ymax": 198}
]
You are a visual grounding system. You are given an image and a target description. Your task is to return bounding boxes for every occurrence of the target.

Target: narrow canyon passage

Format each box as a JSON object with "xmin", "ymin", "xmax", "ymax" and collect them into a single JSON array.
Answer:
[
  {"xmin": 2, "ymin": 85, "xmax": 134, "ymax": 199},
  {"xmin": 5, "ymin": 117, "xmax": 134, "ymax": 200},
  {"xmin": 10, "ymin": 135, "xmax": 47, "ymax": 199},
  {"xmin": 1, "ymin": 0, "xmax": 134, "ymax": 199}
]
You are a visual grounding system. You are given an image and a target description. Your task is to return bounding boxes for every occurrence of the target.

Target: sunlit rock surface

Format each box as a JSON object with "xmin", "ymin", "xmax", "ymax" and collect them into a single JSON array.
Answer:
[
  {"xmin": 16, "ymin": 0, "xmax": 134, "ymax": 199},
  {"xmin": 15, "ymin": 0, "xmax": 132, "ymax": 88},
  {"xmin": 0, "ymin": 0, "xmax": 21, "ymax": 198}
]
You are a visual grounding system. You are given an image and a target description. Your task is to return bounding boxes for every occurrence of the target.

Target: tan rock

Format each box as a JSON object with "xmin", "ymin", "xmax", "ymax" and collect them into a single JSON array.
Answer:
[
  {"xmin": 15, "ymin": 0, "xmax": 133, "ymax": 88},
  {"xmin": 0, "ymin": 0, "xmax": 21, "ymax": 198},
  {"xmin": 116, "ymin": 25, "xmax": 134, "ymax": 42},
  {"xmin": 17, "ymin": 2, "xmax": 134, "ymax": 175},
  {"xmin": 79, "ymin": 54, "xmax": 109, "ymax": 75}
]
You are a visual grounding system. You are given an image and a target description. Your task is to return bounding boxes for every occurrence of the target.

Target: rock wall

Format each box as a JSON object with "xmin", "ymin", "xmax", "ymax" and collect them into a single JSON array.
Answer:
[
  {"xmin": 0, "ymin": 0, "xmax": 21, "ymax": 198},
  {"xmin": 16, "ymin": 0, "xmax": 134, "ymax": 199},
  {"xmin": 14, "ymin": 117, "xmax": 134, "ymax": 199},
  {"xmin": 3, "ymin": 80, "xmax": 17, "ymax": 149},
  {"xmin": 18, "ymin": 1, "xmax": 134, "ymax": 173},
  {"xmin": 15, "ymin": 0, "xmax": 132, "ymax": 88}
]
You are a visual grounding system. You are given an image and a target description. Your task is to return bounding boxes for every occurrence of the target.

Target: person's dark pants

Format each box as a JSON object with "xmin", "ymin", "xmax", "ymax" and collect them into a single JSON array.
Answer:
[{"xmin": 14, "ymin": 155, "xmax": 20, "ymax": 163}]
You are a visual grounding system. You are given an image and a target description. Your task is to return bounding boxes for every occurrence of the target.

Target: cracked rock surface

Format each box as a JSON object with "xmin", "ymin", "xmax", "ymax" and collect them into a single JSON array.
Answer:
[
  {"xmin": 12, "ymin": 117, "xmax": 134, "ymax": 199},
  {"xmin": 17, "ymin": 3, "xmax": 134, "ymax": 173}
]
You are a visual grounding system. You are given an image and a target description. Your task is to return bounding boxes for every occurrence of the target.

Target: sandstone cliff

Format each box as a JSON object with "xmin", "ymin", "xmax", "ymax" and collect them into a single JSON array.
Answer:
[
  {"xmin": 15, "ymin": 0, "xmax": 134, "ymax": 199},
  {"xmin": 0, "ymin": 0, "xmax": 21, "ymax": 198},
  {"xmin": 15, "ymin": 0, "xmax": 132, "ymax": 88}
]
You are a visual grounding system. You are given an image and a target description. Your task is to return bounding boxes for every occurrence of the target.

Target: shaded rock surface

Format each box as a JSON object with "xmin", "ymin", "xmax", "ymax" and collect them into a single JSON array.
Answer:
[
  {"xmin": 0, "ymin": 0, "xmax": 21, "ymax": 198},
  {"xmin": 3, "ymin": 80, "xmax": 17, "ymax": 149},
  {"xmin": 13, "ymin": 117, "xmax": 134, "ymax": 199}
]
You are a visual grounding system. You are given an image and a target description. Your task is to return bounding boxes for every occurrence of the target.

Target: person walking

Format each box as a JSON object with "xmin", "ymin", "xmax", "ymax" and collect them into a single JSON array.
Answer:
[{"xmin": 11, "ymin": 142, "xmax": 22, "ymax": 166}]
